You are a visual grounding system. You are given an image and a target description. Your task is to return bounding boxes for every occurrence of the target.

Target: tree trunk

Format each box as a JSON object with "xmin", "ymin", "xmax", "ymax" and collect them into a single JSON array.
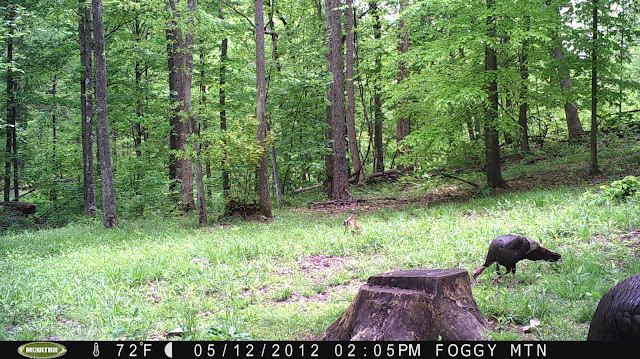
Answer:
[
  {"xmin": 553, "ymin": 45, "xmax": 585, "ymax": 140},
  {"xmin": 193, "ymin": 120, "xmax": 207, "ymax": 226},
  {"xmin": 255, "ymin": 0, "xmax": 273, "ymax": 217},
  {"xmin": 79, "ymin": 0, "xmax": 96, "ymax": 217},
  {"xmin": 5, "ymin": 5, "xmax": 16, "ymax": 202},
  {"xmin": 396, "ymin": 0, "xmax": 411, "ymax": 172},
  {"xmin": 266, "ymin": 2, "xmax": 283, "ymax": 205},
  {"xmin": 324, "ymin": 1, "xmax": 334, "ymax": 199},
  {"xmin": 484, "ymin": 0, "xmax": 507, "ymax": 189},
  {"xmin": 92, "ymin": 0, "xmax": 118, "ymax": 228},
  {"xmin": 51, "ymin": 77, "xmax": 58, "ymax": 201},
  {"xmin": 321, "ymin": 269, "xmax": 490, "ymax": 340},
  {"xmin": 195, "ymin": 50, "xmax": 208, "ymax": 226},
  {"xmin": 166, "ymin": 0, "xmax": 196, "ymax": 212},
  {"xmin": 345, "ymin": 0, "xmax": 364, "ymax": 184},
  {"xmin": 326, "ymin": 0, "xmax": 349, "ymax": 200},
  {"xmin": 518, "ymin": 16, "xmax": 530, "ymax": 153},
  {"xmin": 219, "ymin": 34, "xmax": 230, "ymax": 198},
  {"xmin": 133, "ymin": 18, "xmax": 146, "ymax": 159},
  {"xmin": 590, "ymin": 0, "xmax": 599, "ymax": 175},
  {"xmin": 371, "ymin": 2, "xmax": 384, "ymax": 174},
  {"xmin": 269, "ymin": 132, "xmax": 282, "ymax": 205}
]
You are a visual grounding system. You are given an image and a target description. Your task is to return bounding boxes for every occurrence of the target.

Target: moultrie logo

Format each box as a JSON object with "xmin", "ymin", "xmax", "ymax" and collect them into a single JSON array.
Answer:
[{"xmin": 17, "ymin": 342, "xmax": 67, "ymax": 359}]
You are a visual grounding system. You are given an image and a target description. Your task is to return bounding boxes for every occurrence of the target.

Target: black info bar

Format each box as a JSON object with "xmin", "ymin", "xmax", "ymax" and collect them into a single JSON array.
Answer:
[{"xmin": 3, "ymin": 340, "xmax": 620, "ymax": 359}]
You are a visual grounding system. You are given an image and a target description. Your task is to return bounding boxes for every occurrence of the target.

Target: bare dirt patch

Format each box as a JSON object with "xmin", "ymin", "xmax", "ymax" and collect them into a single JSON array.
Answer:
[
  {"xmin": 243, "ymin": 254, "xmax": 365, "ymax": 305},
  {"xmin": 590, "ymin": 229, "xmax": 640, "ymax": 250}
]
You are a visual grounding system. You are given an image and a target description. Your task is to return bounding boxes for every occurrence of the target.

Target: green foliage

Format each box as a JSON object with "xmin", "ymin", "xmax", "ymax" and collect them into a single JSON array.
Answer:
[
  {"xmin": 208, "ymin": 325, "xmax": 252, "ymax": 341},
  {"xmin": 599, "ymin": 176, "xmax": 640, "ymax": 201}
]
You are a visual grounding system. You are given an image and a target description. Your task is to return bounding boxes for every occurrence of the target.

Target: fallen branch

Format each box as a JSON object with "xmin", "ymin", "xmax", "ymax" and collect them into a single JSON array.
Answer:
[
  {"xmin": 293, "ymin": 183, "xmax": 323, "ymax": 194},
  {"xmin": 440, "ymin": 174, "xmax": 479, "ymax": 188},
  {"xmin": 310, "ymin": 196, "xmax": 402, "ymax": 208},
  {"xmin": 365, "ymin": 169, "xmax": 400, "ymax": 183}
]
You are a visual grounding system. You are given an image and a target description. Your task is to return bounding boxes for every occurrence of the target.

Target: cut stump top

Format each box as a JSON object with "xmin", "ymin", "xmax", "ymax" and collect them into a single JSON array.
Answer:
[{"xmin": 367, "ymin": 269, "xmax": 467, "ymax": 293}]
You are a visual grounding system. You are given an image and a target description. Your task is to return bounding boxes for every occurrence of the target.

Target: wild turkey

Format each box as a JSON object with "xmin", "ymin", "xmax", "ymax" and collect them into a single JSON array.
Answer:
[
  {"xmin": 588, "ymin": 273, "xmax": 640, "ymax": 341},
  {"xmin": 472, "ymin": 234, "xmax": 561, "ymax": 284}
]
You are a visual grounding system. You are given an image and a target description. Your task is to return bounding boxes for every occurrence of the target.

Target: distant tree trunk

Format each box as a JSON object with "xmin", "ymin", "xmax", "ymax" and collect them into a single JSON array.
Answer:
[
  {"xmin": 51, "ymin": 77, "xmax": 58, "ymax": 201},
  {"xmin": 326, "ymin": 0, "xmax": 349, "ymax": 200},
  {"xmin": 266, "ymin": 1, "xmax": 283, "ymax": 204},
  {"xmin": 132, "ymin": 18, "xmax": 146, "ymax": 159},
  {"xmin": 255, "ymin": 0, "xmax": 273, "ymax": 217},
  {"xmin": 589, "ymin": 0, "xmax": 599, "ymax": 175},
  {"xmin": 554, "ymin": 44, "xmax": 585, "ymax": 141},
  {"xmin": 269, "ymin": 127, "xmax": 282, "ymax": 205},
  {"xmin": 166, "ymin": 0, "xmax": 196, "ymax": 212},
  {"xmin": 133, "ymin": 62, "xmax": 144, "ymax": 158},
  {"xmin": 79, "ymin": 0, "xmax": 96, "ymax": 217},
  {"xmin": 552, "ymin": 39, "xmax": 584, "ymax": 140},
  {"xmin": 324, "ymin": 111, "xmax": 334, "ymax": 197},
  {"xmin": 370, "ymin": 1, "xmax": 384, "ymax": 174},
  {"xmin": 92, "ymin": 0, "xmax": 118, "ymax": 228},
  {"xmin": 518, "ymin": 16, "xmax": 530, "ymax": 153},
  {"xmin": 324, "ymin": 0, "xmax": 334, "ymax": 198},
  {"xmin": 484, "ymin": 0, "xmax": 507, "ymax": 189},
  {"xmin": 219, "ymin": 35, "xmax": 230, "ymax": 198},
  {"xmin": 4, "ymin": 5, "xmax": 16, "ymax": 202},
  {"xmin": 396, "ymin": 0, "xmax": 411, "ymax": 172},
  {"xmin": 195, "ymin": 49, "xmax": 208, "ymax": 226},
  {"xmin": 193, "ymin": 118, "xmax": 207, "ymax": 226},
  {"xmin": 345, "ymin": 0, "xmax": 363, "ymax": 184}
]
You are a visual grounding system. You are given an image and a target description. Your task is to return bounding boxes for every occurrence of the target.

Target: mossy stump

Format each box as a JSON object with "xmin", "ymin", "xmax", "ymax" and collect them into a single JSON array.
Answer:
[{"xmin": 320, "ymin": 269, "xmax": 490, "ymax": 341}]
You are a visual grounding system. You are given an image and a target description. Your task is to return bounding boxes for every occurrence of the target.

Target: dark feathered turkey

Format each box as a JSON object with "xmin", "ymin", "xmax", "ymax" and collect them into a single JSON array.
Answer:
[
  {"xmin": 588, "ymin": 273, "xmax": 640, "ymax": 341},
  {"xmin": 472, "ymin": 234, "xmax": 561, "ymax": 284}
]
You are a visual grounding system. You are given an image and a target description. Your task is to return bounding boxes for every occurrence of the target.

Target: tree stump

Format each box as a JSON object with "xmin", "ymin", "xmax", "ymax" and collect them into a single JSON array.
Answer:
[{"xmin": 320, "ymin": 269, "xmax": 491, "ymax": 341}]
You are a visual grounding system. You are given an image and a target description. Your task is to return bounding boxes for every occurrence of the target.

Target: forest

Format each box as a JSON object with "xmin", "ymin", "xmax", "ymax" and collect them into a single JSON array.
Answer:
[
  {"xmin": 1, "ymin": 0, "xmax": 640, "ymax": 343},
  {"xmin": 0, "ymin": 0, "xmax": 637, "ymax": 226}
]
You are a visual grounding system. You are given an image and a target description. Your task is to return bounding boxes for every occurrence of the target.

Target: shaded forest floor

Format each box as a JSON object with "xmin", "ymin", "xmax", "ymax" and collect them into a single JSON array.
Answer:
[
  {"xmin": 1, "ymin": 137, "xmax": 640, "ymax": 341},
  {"xmin": 294, "ymin": 139, "xmax": 640, "ymax": 216}
]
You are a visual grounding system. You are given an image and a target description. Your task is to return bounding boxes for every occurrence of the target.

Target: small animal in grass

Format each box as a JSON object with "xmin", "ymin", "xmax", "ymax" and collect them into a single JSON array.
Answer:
[
  {"xmin": 344, "ymin": 215, "xmax": 362, "ymax": 235},
  {"xmin": 472, "ymin": 234, "xmax": 561, "ymax": 284}
]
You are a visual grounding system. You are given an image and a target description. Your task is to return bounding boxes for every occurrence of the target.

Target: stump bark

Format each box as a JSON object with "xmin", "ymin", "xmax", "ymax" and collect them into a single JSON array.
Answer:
[{"xmin": 320, "ymin": 269, "xmax": 490, "ymax": 341}]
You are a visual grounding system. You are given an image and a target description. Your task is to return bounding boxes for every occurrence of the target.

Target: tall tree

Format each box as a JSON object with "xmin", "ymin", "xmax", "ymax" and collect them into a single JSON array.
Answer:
[
  {"xmin": 553, "ymin": 43, "xmax": 585, "ymax": 140},
  {"xmin": 370, "ymin": 1, "xmax": 384, "ymax": 174},
  {"xmin": 518, "ymin": 15, "xmax": 530, "ymax": 153},
  {"xmin": 4, "ymin": 3, "xmax": 17, "ymax": 202},
  {"xmin": 326, "ymin": 0, "xmax": 349, "ymax": 199},
  {"xmin": 166, "ymin": 0, "xmax": 196, "ymax": 212},
  {"xmin": 589, "ymin": 0, "xmax": 599, "ymax": 175},
  {"xmin": 193, "ymin": 113, "xmax": 207, "ymax": 226},
  {"xmin": 92, "ymin": 0, "xmax": 118, "ymax": 228},
  {"xmin": 345, "ymin": 0, "xmax": 363, "ymax": 183},
  {"xmin": 132, "ymin": 17, "xmax": 147, "ymax": 159},
  {"xmin": 79, "ymin": 0, "xmax": 96, "ymax": 216},
  {"xmin": 551, "ymin": 2, "xmax": 585, "ymax": 141},
  {"xmin": 395, "ymin": 0, "xmax": 411, "ymax": 170},
  {"xmin": 255, "ymin": 0, "xmax": 273, "ymax": 217},
  {"xmin": 219, "ymin": 34, "xmax": 230, "ymax": 199},
  {"xmin": 266, "ymin": 0, "xmax": 283, "ymax": 205},
  {"xmin": 484, "ymin": 0, "xmax": 507, "ymax": 189}
]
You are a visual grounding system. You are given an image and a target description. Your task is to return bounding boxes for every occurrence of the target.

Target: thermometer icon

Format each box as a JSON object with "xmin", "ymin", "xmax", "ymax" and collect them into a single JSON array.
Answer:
[{"xmin": 93, "ymin": 342, "xmax": 100, "ymax": 357}]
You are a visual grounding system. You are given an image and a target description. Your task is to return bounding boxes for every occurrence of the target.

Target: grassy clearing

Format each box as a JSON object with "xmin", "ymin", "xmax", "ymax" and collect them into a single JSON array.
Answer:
[{"xmin": 1, "ymin": 141, "xmax": 640, "ymax": 341}]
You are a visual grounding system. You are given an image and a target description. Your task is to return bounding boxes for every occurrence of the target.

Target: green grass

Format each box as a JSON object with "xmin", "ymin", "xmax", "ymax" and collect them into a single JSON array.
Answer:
[{"xmin": 1, "ymin": 141, "xmax": 640, "ymax": 341}]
